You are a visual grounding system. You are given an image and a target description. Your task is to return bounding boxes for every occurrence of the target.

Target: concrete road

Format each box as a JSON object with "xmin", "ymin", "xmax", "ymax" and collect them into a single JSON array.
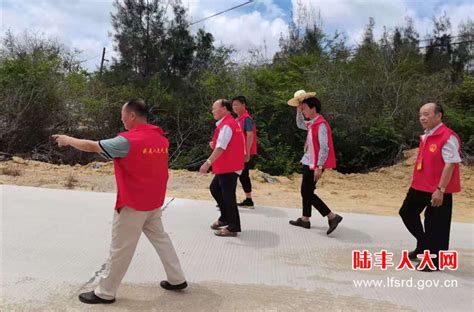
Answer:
[{"xmin": 1, "ymin": 185, "xmax": 473, "ymax": 311}]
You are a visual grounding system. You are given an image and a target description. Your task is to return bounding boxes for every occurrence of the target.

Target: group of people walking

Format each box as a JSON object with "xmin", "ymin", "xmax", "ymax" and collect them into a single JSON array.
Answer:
[
  {"xmin": 196, "ymin": 93, "xmax": 343, "ymax": 237},
  {"xmin": 52, "ymin": 90, "xmax": 462, "ymax": 304}
]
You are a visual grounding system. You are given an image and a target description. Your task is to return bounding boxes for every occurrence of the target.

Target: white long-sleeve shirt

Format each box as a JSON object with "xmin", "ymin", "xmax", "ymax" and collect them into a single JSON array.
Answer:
[{"xmin": 296, "ymin": 111, "xmax": 329, "ymax": 167}]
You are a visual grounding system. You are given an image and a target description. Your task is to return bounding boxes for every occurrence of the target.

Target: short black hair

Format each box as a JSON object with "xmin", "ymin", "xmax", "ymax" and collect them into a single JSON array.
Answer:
[
  {"xmin": 433, "ymin": 103, "xmax": 444, "ymax": 116},
  {"xmin": 302, "ymin": 97, "xmax": 322, "ymax": 113},
  {"xmin": 125, "ymin": 98, "xmax": 148, "ymax": 118},
  {"xmin": 220, "ymin": 99, "xmax": 232, "ymax": 112},
  {"xmin": 231, "ymin": 96, "xmax": 247, "ymax": 105}
]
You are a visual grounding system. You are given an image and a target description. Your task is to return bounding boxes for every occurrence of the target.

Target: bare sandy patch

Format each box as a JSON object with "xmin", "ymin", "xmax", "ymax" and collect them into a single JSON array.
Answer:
[{"xmin": 1, "ymin": 149, "xmax": 472, "ymax": 223}]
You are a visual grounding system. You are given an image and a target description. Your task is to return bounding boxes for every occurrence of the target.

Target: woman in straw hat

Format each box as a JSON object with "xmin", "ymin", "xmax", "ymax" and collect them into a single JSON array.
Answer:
[{"xmin": 287, "ymin": 90, "xmax": 343, "ymax": 235}]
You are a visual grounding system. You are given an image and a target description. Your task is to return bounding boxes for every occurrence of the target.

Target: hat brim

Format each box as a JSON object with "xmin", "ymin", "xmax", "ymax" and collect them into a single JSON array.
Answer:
[{"xmin": 287, "ymin": 92, "xmax": 317, "ymax": 106}]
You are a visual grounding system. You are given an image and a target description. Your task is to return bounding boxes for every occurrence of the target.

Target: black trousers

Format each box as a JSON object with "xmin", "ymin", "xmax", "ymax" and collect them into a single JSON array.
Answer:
[
  {"xmin": 238, "ymin": 161, "xmax": 252, "ymax": 193},
  {"xmin": 301, "ymin": 165, "xmax": 331, "ymax": 218},
  {"xmin": 210, "ymin": 172, "xmax": 241, "ymax": 232},
  {"xmin": 399, "ymin": 187, "xmax": 453, "ymax": 265}
]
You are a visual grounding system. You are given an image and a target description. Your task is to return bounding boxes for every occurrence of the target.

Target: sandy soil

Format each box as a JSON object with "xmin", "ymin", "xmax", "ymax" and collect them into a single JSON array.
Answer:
[{"xmin": 1, "ymin": 149, "xmax": 472, "ymax": 223}]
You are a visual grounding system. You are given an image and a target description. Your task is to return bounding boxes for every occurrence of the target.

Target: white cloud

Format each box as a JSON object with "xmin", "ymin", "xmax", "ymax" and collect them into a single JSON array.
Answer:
[
  {"xmin": 291, "ymin": 0, "xmax": 418, "ymax": 45},
  {"xmin": 1, "ymin": 0, "xmax": 286, "ymax": 68},
  {"xmin": 199, "ymin": 10, "xmax": 288, "ymax": 62},
  {"xmin": 183, "ymin": 0, "xmax": 285, "ymax": 22},
  {"xmin": 413, "ymin": 3, "xmax": 474, "ymax": 39},
  {"xmin": 1, "ymin": 0, "xmax": 115, "ymax": 70},
  {"xmin": 184, "ymin": 0, "xmax": 287, "ymax": 62},
  {"xmin": 257, "ymin": 0, "xmax": 286, "ymax": 19},
  {"xmin": 1, "ymin": 0, "xmax": 472, "ymax": 70},
  {"xmin": 291, "ymin": 0, "xmax": 473, "ymax": 46}
]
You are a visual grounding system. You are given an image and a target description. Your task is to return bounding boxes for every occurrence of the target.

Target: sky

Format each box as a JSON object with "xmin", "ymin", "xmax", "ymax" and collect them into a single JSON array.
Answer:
[{"xmin": 1, "ymin": 0, "xmax": 473, "ymax": 71}]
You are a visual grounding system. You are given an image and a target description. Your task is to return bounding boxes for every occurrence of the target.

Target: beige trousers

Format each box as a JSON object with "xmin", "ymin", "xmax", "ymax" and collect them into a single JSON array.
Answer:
[{"xmin": 94, "ymin": 207, "xmax": 186, "ymax": 300}]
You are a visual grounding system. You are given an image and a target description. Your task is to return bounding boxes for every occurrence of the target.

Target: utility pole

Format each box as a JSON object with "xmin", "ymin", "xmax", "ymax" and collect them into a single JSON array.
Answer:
[{"xmin": 99, "ymin": 47, "xmax": 106, "ymax": 77}]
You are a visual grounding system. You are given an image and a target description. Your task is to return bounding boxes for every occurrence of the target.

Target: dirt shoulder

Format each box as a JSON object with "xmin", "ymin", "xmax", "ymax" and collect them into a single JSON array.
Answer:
[{"xmin": 1, "ymin": 149, "xmax": 472, "ymax": 223}]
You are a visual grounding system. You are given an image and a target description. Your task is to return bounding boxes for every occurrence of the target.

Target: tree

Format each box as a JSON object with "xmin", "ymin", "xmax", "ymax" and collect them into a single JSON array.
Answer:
[
  {"xmin": 424, "ymin": 13, "xmax": 453, "ymax": 74},
  {"xmin": 0, "ymin": 31, "xmax": 83, "ymax": 160},
  {"xmin": 451, "ymin": 19, "xmax": 474, "ymax": 81},
  {"xmin": 163, "ymin": 4, "xmax": 195, "ymax": 78},
  {"xmin": 275, "ymin": 1, "xmax": 325, "ymax": 60},
  {"xmin": 110, "ymin": 0, "xmax": 168, "ymax": 84},
  {"xmin": 444, "ymin": 76, "xmax": 474, "ymax": 158}
]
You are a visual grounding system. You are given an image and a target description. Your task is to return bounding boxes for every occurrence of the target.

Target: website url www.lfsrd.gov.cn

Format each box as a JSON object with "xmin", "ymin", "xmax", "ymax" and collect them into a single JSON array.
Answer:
[{"xmin": 353, "ymin": 277, "xmax": 458, "ymax": 290}]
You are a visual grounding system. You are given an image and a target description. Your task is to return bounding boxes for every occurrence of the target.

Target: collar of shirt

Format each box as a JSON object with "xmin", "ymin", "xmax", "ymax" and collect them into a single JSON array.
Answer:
[
  {"xmin": 305, "ymin": 114, "xmax": 320, "ymax": 128},
  {"xmin": 424, "ymin": 122, "xmax": 443, "ymax": 137},
  {"xmin": 215, "ymin": 115, "xmax": 227, "ymax": 127}
]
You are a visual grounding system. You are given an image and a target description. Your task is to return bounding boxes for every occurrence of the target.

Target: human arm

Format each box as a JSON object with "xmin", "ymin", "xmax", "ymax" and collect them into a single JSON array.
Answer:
[
  {"xmin": 52, "ymin": 135, "xmax": 102, "ymax": 153},
  {"xmin": 314, "ymin": 123, "xmax": 329, "ymax": 182},
  {"xmin": 431, "ymin": 135, "xmax": 461, "ymax": 206},
  {"xmin": 431, "ymin": 163, "xmax": 456, "ymax": 207},
  {"xmin": 245, "ymin": 132, "xmax": 253, "ymax": 162},
  {"xmin": 52, "ymin": 135, "xmax": 130, "ymax": 159},
  {"xmin": 199, "ymin": 125, "xmax": 232, "ymax": 173},
  {"xmin": 199, "ymin": 148, "xmax": 225, "ymax": 173},
  {"xmin": 243, "ymin": 117, "xmax": 254, "ymax": 162},
  {"xmin": 296, "ymin": 109, "xmax": 308, "ymax": 130}
]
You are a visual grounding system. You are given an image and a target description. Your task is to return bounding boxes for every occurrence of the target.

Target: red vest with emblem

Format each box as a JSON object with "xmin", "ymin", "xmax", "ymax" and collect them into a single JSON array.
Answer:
[
  {"xmin": 237, "ymin": 110, "xmax": 257, "ymax": 155},
  {"xmin": 114, "ymin": 124, "xmax": 169, "ymax": 211},
  {"xmin": 212, "ymin": 114, "xmax": 245, "ymax": 174},
  {"xmin": 411, "ymin": 124, "xmax": 461, "ymax": 193},
  {"xmin": 310, "ymin": 115, "xmax": 336, "ymax": 169}
]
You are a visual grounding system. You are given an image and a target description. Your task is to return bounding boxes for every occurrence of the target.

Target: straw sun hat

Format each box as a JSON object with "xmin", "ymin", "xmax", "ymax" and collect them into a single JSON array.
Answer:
[{"xmin": 287, "ymin": 90, "xmax": 317, "ymax": 107}]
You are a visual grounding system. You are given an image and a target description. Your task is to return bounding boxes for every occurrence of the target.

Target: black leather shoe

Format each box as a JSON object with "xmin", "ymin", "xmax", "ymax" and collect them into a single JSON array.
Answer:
[
  {"xmin": 210, "ymin": 220, "xmax": 228, "ymax": 230},
  {"xmin": 417, "ymin": 264, "xmax": 439, "ymax": 272},
  {"xmin": 237, "ymin": 198, "xmax": 255, "ymax": 209},
  {"xmin": 78, "ymin": 291, "xmax": 115, "ymax": 304},
  {"xmin": 327, "ymin": 214, "xmax": 343, "ymax": 235},
  {"xmin": 408, "ymin": 249, "xmax": 423, "ymax": 261},
  {"xmin": 289, "ymin": 217, "xmax": 311, "ymax": 229},
  {"xmin": 160, "ymin": 280, "xmax": 188, "ymax": 291}
]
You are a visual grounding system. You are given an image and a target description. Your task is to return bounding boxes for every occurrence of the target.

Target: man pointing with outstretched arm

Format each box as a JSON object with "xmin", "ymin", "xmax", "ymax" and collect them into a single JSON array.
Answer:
[{"xmin": 53, "ymin": 98, "xmax": 187, "ymax": 304}]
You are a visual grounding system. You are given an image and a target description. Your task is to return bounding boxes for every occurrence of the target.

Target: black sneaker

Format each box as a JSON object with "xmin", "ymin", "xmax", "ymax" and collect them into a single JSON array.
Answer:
[
  {"xmin": 289, "ymin": 217, "xmax": 311, "ymax": 229},
  {"xmin": 78, "ymin": 291, "xmax": 115, "ymax": 304},
  {"xmin": 327, "ymin": 214, "xmax": 343, "ymax": 235},
  {"xmin": 237, "ymin": 198, "xmax": 254, "ymax": 209},
  {"xmin": 160, "ymin": 280, "xmax": 188, "ymax": 291}
]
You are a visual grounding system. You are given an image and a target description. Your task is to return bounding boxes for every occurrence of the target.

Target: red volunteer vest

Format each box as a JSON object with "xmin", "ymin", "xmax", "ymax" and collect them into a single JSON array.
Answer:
[
  {"xmin": 113, "ymin": 123, "xmax": 169, "ymax": 211},
  {"xmin": 411, "ymin": 124, "xmax": 461, "ymax": 193},
  {"xmin": 310, "ymin": 115, "xmax": 336, "ymax": 169},
  {"xmin": 212, "ymin": 114, "xmax": 245, "ymax": 174},
  {"xmin": 237, "ymin": 110, "xmax": 257, "ymax": 155}
]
